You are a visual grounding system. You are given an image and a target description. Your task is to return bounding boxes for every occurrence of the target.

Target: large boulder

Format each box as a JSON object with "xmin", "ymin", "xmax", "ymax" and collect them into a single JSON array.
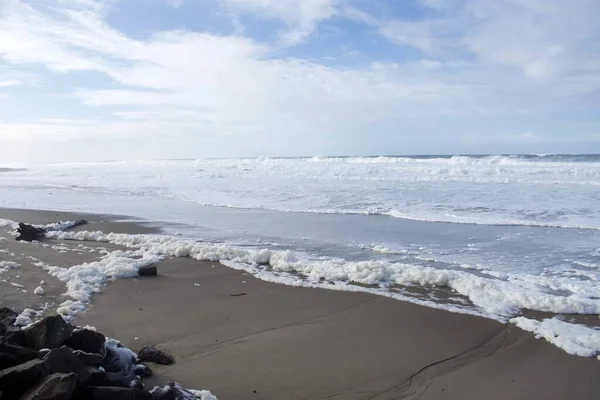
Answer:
[
  {"xmin": 0, "ymin": 308, "xmax": 17, "ymax": 329},
  {"xmin": 43, "ymin": 347, "xmax": 90, "ymax": 386},
  {"xmin": 0, "ymin": 308, "xmax": 24, "ymax": 346},
  {"xmin": 63, "ymin": 329, "xmax": 106, "ymax": 355},
  {"xmin": 0, "ymin": 359, "xmax": 49, "ymax": 399},
  {"xmin": 86, "ymin": 366, "xmax": 111, "ymax": 387},
  {"xmin": 79, "ymin": 386, "xmax": 153, "ymax": 400},
  {"xmin": 72, "ymin": 350, "xmax": 103, "ymax": 367},
  {"xmin": 24, "ymin": 316, "xmax": 72, "ymax": 351},
  {"xmin": 137, "ymin": 347, "xmax": 174, "ymax": 366},
  {"xmin": 20, "ymin": 372, "xmax": 78, "ymax": 400},
  {"xmin": 1, "ymin": 327, "xmax": 26, "ymax": 346},
  {"xmin": 0, "ymin": 343, "xmax": 39, "ymax": 370}
]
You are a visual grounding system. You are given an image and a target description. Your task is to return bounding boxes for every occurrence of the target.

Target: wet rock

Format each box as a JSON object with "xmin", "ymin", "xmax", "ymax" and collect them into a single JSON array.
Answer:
[
  {"xmin": 80, "ymin": 386, "xmax": 153, "ymax": 400},
  {"xmin": 24, "ymin": 316, "xmax": 72, "ymax": 351},
  {"xmin": 150, "ymin": 382, "xmax": 198, "ymax": 400},
  {"xmin": 43, "ymin": 347, "xmax": 90, "ymax": 386},
  {"xmin": 134, "ymin": 364, "xmax": 152, "ymax": 378},
  {"xmin": 63, "ymin": 329, "xmax": 105, "ymax": 355},
  {"xmin": 0, "ymin": 308, "xmax": 24, "ymax": 346},
  {"xmin": 0, "ymin": 308, "xmax": 18, "ymax": 329},
  {"xmin": 20, "ymin": 372, "xmax": 78, "ymax": 400},
  {"xmin": 38, "ymin": 349, "xmax": 51, "ymax": 358},
  {"xmin": 16, "ymin": 223, "xmax": 46, "ymax": 242},
  {"xmin": 102, "ymin": 345, "xmax": 139, "ymax": 388},
  {"xmin": 0, "ymin": 327, "xmax": 26, "ymax": 347},
  {"xmin": 0, "ymin": 343, "xmax": 39, "ymax": 370},
  {"xmin": 137, "ymin": 347, "xmax": 174, "ymax": 366},
  {"xmin": 138, "ymin": 265, "xmax": 157, "ymax": 277},
  {"xmin": 0, "ymin": 359, "xmax": 48, "ymax": 399},
  {"xmin": 86, "ymin": 366, "xmax": 111, "ymax": 387},
  {"xmin": 72, "ymin": 350, "xmax": 103, "ymax": 367}
]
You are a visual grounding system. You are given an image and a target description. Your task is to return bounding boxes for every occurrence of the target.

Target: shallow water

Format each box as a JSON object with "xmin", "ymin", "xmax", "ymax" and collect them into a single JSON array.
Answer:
[{"xmin": 1, "ymin": 155, "xmax": 599, "ymax": 356}]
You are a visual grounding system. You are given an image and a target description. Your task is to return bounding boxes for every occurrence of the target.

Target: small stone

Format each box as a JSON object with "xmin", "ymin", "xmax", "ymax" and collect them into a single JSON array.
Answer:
[
  {"xmin": 63, "ymin": 329, "xmax": 106, "ymax": 355},
  {"xmin": 0, "ymin": 359, "xmax": 49, "ymax": 399},
  {"xmin": 81, "ymin": 386, "xmax": 153, "ymax": 400},
  {"xmin": 23, "ymin": 316, "xmax": 73, "ymax": 351},
  {"xmin": 137, "ymin": 347, "xmax": 174, "ymax": 366},
  {"xmin": 43, "ymin": 346, "xmax": 91, "ymax": 385},
  {"xmin": 0, "ymin": 343, "xmax": 39, "ymax": 370},
  {"xmin": 138, "ymin": 265, "xmax": 157, "ymax": 277},
  {"xmin": 20, "ymin": 372, "xmax": 78, "ymax": 400}
]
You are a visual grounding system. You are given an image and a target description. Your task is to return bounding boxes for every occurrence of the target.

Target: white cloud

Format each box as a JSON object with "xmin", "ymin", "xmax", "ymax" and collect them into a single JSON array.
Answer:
[
  {"xmin": 0, "ymin": 0, "xmax": 479, "ymax": 147},
  {"xmin": 222, "ymin": 0, "xmax": 338, "ymax": 45},
  {"xmin": 0, "ymin": 0, "xmax": 598, "ymax": 160}
]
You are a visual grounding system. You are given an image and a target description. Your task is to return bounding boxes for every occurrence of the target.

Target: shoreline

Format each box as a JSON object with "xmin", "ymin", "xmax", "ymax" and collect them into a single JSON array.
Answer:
[{"xmin": 1, "ymin": 208, "xmax": 600, "ymax": 399}]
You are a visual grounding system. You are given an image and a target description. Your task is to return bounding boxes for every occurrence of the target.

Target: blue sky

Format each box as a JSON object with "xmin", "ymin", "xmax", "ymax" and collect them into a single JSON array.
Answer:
[{"xmin": 0, "ymin": 0, "xmax": 599, "ymax": 161}]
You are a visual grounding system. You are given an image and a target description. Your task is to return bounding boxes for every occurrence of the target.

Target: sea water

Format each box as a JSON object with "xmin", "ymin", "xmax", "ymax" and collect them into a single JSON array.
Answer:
[{"xmin": 1, "ymin": 155, "xmax": 599, "ymax": 356}]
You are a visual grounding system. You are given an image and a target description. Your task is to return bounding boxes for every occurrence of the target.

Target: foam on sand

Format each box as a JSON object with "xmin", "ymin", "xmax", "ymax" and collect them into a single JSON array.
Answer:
[
  {"xmin": 510, "ymin": 316, "xmax": 600, "ymax": 358},
  {"xmin": 33, "ymin": 248, "xmax": 162, "ymax": 319},
  {"xmin": 38, "ymin": 226, "xmax": 600, "ymax": 359},
  {"xmin": 0, "ymin": 260, "xmax": 19, "ymax": 273}
]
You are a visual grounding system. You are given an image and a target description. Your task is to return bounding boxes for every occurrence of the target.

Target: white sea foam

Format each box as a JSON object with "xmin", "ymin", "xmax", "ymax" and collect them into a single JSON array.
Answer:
[
  {"xmin": 33, "ymin": 247, "xmax": 162, "ymax": 319},
  {"xmin": 511, "ymin": 317, "xmax": 600, "ymax": 358},
  {"xmin": 37, "ymin": 226, "xmax": 600, "ymax": 357},
  {"xmin": 0, "ymin": 261, "xmax": 19, "ymax": 273},
  {"xmin": 2, "ymin": 156, "xmax": 600, "ymax": 230}
]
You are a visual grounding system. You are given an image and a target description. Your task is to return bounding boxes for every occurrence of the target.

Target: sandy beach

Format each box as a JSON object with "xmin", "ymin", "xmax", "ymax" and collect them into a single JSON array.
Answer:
[{"xmin": 1, "ymin": 208, "xmax": 599, "ymax": 400}]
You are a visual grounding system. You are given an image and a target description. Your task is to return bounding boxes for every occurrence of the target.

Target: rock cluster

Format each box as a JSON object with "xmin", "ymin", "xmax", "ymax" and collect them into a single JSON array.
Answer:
[{"xmin": 0, "ymin": 308, "xmax": 202, "ymax": 400}]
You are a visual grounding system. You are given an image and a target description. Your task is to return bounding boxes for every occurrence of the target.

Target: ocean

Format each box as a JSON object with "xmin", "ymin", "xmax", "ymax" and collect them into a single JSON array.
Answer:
[{"xmin": 1, "ymin": 154, "xmax": 599, "ymax": 357}]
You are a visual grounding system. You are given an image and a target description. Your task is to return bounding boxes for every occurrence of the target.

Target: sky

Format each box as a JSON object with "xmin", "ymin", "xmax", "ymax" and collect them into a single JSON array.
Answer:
[{"xmin": 0, "ymin": 0, "xmax": 599, "ymax": 161}]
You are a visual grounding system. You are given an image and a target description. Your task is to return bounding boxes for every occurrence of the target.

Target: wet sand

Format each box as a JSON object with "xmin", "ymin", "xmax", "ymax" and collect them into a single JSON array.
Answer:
[{"xmin": 1, "ymin": 208, "xmax": 599, "ymax": 399}]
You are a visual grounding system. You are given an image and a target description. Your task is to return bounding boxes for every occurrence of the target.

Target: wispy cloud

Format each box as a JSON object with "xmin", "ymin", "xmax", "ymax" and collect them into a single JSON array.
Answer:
[{"xmin": 0, "ymin": 0, "xmax": 598, "ymax": 160}]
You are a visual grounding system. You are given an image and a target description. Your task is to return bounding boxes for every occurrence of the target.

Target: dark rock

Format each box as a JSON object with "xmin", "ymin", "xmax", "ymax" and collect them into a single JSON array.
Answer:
[
  {"xmin": 80, "ymin": 386, "xmax": 153, "ymax": 400},
  {"xmin": 0, "ymin": 308, "xmax": 24, "ymax": 346},
  {"xmin": 38, "ymin": 349, "xmax": 51, "ymax": 358},
  {"xmin": 0, "ymin": 327, "xmax": 25, "ymax": 347},
  {"xmin": 134, "ymin": 364, "xmax": 152, "ymax": 378},
  {"xmin": 15, "ymin": 223, "xmax": 46, "ymax": 242},
  {"xmin": 0, "ymin": 308, "xmax": 17, "ymax": 328},
  {"xmin": 138, "ymin": 265, "xmax": 157, "ymax": 277},
  {"xmin": 102, "ymin": 345, "xmax": 139, "ymax": 388},
  {"xmin": 63, "ymin": 329, "xmax": 105, "ymax": 355},
  {"xmin": 130, "ymin": 379, "xmax": 144, "ymax": 390},
  {"xmin": 72, "ymin": 350, "xmax": 103, "ymax": 367},
  {"xmin": 0, "ymin": 359, "xmax": 48, "ymax": 399},
  {"xmin": 20, "ymin": 372, "xmax": 78, "ymax": 400},
  {"xmin": 137, "ymin": 347, "xmax": 174, "ymax": 366},
  {"xmin": 24, "ymin": 316, "xmax": 72, "ymax": 351},
  {"xmin": 86, "ymin": 366, "xmax": 111, "ymax": 387},
  {"xmin": 43, "ymin": 347, "xmax": 90, "ymax": 385},
  {"xmin": 150, "ymin": 382, "xmax": 197, "ymax": 400},
  {"xmin": 0, "ymin": 343, "xmax": 39, "ymax": 370}
]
